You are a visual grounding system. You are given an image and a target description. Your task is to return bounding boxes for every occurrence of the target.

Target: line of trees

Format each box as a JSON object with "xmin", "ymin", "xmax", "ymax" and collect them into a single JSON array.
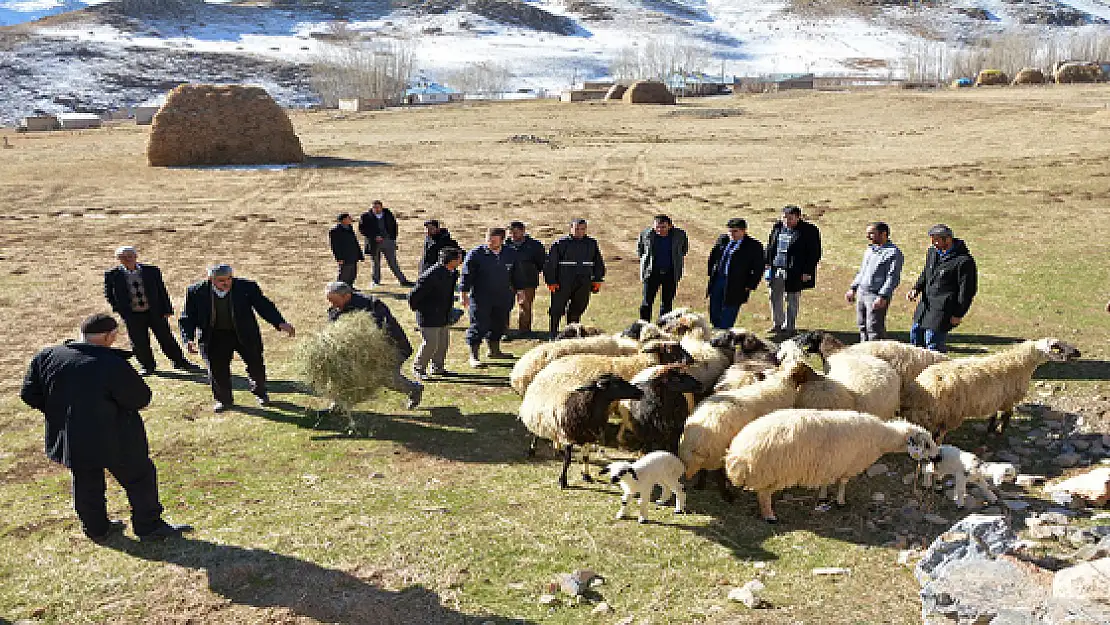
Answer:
[
  {"xmin": 903, "ymin": 31, "xmax": 1110, "ymax": 83},
  {"xmin": 309, "ymin": 22, "xmax": 416, "ymax": 106},
  {"xmin": 608, "ymin": 36, "xmax": 712, "ymax": 81}
]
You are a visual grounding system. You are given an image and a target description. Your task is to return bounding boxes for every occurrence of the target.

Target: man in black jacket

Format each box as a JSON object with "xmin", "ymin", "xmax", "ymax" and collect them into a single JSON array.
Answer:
[
  {"xmin": 358, "ymin": 199, "xmax": 413, "ymax": 287},
  {"xmin": 707, "ymin": 218, "xmax": 765, "ymax": 330},
  {"xmin": 505, "ymin": 221, "xmax": 545, "ymax": 337},
  {"xmin": 906, "ymin": 224, "xmax": 978, "ymax": 353},
  {"xmin": 765, "ymin": 205, "xmax": 821, "ymax": 336},
  {"xmin": 20, "ymin": 313, "xmax": 191, "ymax": 543},
  {"xmin": 104, "ymin": 246, "xmax": 198, "ymax": 375},
  {"xmin": 543, "ymin": 218, "xmax": 605, "ymax": 338},
  {"xmin": 326, "ymin": 282, "xmax": 422, "ymax": 409},
  {"xmin": 419, "ymin": 219, "xmax": 460, "ymax": 275},
  {"xmin": 409, "ymin": 247, "xmax": 462, "ymax": 377},
  {"xmin": 179, "ymin": 264, "xmax": 295, "ymax": 412},
  {"xmin": 329, "ymin": 213, "xmax": 364, "ymax": 286}
]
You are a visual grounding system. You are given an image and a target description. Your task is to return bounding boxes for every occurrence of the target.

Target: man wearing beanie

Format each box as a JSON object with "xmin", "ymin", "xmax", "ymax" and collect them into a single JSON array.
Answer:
[
  {"xmin": 179, "ymin": 264, "xmax": 295, "ymax": 412},
  {"xmin": 706, "ymin": 218, "xmax": 765, "ymax": 330},
  {"xmin": 906, "ymin": 224, "xmax": 978, "ymax": 352},
  {"xmin": 21, "ymin": 313, "xmax": 192, "ymax": 542}
]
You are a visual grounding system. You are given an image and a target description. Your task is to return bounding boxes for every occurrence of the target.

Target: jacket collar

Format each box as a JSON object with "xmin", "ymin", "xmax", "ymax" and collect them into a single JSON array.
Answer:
[{"xmin": 63, "ymin": 339, "xmax": 133, "ymax": 359}]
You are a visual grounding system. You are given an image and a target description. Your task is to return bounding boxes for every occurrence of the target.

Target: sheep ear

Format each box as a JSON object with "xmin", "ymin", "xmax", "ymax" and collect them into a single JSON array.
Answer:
[{"xmin": 573, "ymin": 382, "xmax": 596, "ymax": 392}]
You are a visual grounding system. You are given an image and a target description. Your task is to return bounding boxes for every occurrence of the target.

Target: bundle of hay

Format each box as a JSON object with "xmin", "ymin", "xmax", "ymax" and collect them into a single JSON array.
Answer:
[
  {"xmin": 1011, "ymin": 68, "xmax": 1046, "ymax": 85},
  {"xmin": 622, "ymin": 80, "xmax": 675, "ymax": 105},
  {"xmin": 294, "ymin": 313, "xmax": 400, "ymax": 412},
  {"xmin": 147, "ymin": 84, "xmax": 305, "ymax": 167},
  {"xmin": 974, "ymin": 69, "xmax": 1008, "ymax": 86},
  {"xmin": 604, "ymin": 83, "xmax": 628, "ymax": 100},
  {"xmin": 1054, "ymin": 61, "xmax": 1103, "ymax": 84}
]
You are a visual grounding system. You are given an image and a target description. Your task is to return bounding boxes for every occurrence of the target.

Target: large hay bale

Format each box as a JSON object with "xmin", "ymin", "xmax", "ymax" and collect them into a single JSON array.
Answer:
[
  {"xmin": 1011, "ymin": 67, "xmax": 1046, "ymax": 85},
  {"xmin": 603, "ymin": 83, "xmax": 628, "ymax": 101},
  {"xmin": 974, "ymin": 69, "xmax": 1008, "ymax": 86},
  {"xmin": 293, "ymin": 313, "xmax": 401, "ymax": 411},
  {"xmin": 147, "ymin": 84, "xmax": 305, "ymax": 167},
  {"xmin": 1055, "ymin": 61, "xmax": 1103, "ymax": 84},
  {"xmin": 622, "ymin": 80, "xmax": 676, "ymax": 105}
]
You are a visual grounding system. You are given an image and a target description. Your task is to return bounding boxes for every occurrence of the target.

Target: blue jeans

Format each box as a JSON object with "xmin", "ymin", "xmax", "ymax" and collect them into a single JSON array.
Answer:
[
  {"xmin": 708, "ymin": 275, "xmax": 741, "ymax": 330},
  {"xmin": 909, "ymin": 323, "xmax": 949, "ymax": 353}
]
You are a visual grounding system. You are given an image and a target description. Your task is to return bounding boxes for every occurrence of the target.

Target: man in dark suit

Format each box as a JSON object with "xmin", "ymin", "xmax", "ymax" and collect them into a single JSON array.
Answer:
[
  {"xmin": 179, "ymin": 264, "xmax": 295, "ymax": 412},
  {"xmin": 419, "ymin": 219, "xmax": 460, "ymax": 275},
  {"xmin": 765, "ymin": 205, "xmax": 822, "ymax": 336},
  {"xmin": 706, "ymin": 218, "xmax": 765, "ymax": 330},
  {"xmin": 329, "ymin": 212, "xmax": 364, "ymax": 286},
  {"xmin": 104, "ymin": 246, "xmax": 198, "ymax": 375},
  {"xmin": 543, "ymin": 218, "xmax": 605, "ymax": 338},
  {"xmin": 409, "ymin": 247, "xmax": 462, "ymax": 377},
  {"xmin": 358, "ymin": 199, "xmax": 413, "ymax": 287},
  {"xmin": 21, "ymin": 313, "xmax": 192, "ymax": 542}
]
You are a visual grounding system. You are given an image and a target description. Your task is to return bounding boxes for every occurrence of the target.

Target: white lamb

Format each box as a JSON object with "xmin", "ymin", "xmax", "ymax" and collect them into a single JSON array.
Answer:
[
  {"xmin": 600, "ymin": 451, "xmax": 687, "ymax": 524},
  {"xmin": 510, "ymin": 334, "xmax": 641, "ymax": 395},
  {"xmin": 724, "ymin": 409, "xmax": 938, "ymax": 523},
  {"xmin": 922, "ymin": 444, "xmax": 1000, "ymax": 508}
]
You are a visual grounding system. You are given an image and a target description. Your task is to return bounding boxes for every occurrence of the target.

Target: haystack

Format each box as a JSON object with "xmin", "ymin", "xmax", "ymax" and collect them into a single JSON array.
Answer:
[
  {"xmin": 604, "ymin": 83, "xmax": 628, "ymax": 101},
  {"xmin": 147, "ymin": 84, "xmax": 304, "ymax": 167},
  {"xmin": 622, "ymin": 80, "xmax": 676, "ymax": 105},
  {"xmin": 974, "ymin": 69, "xmax": 1008, "ymax": 86},
  {"xmin": 1054, "ymin": 62, "xmax": 1103, "ymax": 84},
  {"xmin": 1011, "ymin": 68, "xmax": 1046, "ymax": 85},
  {"xmin": 293, "ymin": 313, "xmax": 401, "ymax": 412}
]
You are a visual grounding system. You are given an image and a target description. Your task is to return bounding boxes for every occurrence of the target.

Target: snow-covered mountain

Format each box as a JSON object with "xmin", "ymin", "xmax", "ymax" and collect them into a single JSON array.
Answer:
[{"xmin": 1, "ymin": 0, "xmax": 1109, "ymax": 124}]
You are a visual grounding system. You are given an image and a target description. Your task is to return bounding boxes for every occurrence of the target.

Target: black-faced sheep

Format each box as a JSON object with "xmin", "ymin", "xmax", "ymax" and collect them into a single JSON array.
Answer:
[
  {"xmin": 621, "ymin": 319, "xmax": 672, "ymax": 342},
  {"xmin": 724, "ymin": 409, "xmax": 938, "ymax": 522},
  {"xmin": 712, "ymin": 329, "xmax": 780, "ymax": 392},
  {"xmin": 620, "ymin": 364, "xmax": 703, "ymax": 454},
  {"xmin": 600, "ymin": 451, "xmax": 687, "ymax": 523},
  {"xmin": 510, "ymin": 334, "xmax": 641, "ymax": 395},
  {"xmin": 901, "ymin": 337, "xmax": 1081, "ymax": 440}
]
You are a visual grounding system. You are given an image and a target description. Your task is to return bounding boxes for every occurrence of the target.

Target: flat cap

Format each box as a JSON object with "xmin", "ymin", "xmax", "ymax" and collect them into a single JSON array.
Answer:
[
  {"xmin": 207, "ymin": 263, "xmax": 234, "ymax": 278},
  {"xmin": 80, "ymin": 313, "xmax": 118, "ymax": 335},
  {"xmin": 726, "ymin": 218, "xmax": 747, "ymax": 229},
  {"xmin": 115, "ymin": 245, "xmax": 137, "ymax": 256},
  {"xmin": 927, "ymin": 224, "xmax": 954, "ymax": 237}
]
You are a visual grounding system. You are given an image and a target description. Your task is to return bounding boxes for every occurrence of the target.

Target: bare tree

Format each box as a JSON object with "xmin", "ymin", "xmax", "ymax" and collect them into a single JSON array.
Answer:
[
  {"xmin": 310, "ymin": 35, "xmax": 416, "ymax": 106},
  {"xmin": 442, "ymin": 61, "xmax": 515, "ymax": 97},
  {"xmin": 608, "ymin": 36, "xmax": 711, "ymax": 81}
]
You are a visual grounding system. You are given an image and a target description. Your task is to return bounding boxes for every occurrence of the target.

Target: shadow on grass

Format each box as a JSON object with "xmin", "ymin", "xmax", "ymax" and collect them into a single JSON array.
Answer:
[{"xmin": 108, "ymin": 537, "xmax": 534, "ymax": 625}]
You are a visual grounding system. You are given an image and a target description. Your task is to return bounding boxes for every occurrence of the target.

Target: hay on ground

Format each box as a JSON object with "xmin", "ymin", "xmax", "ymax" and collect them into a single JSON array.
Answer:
[
  {"xmin": 974, "ymin": 69, "xmax": 1008, "ymax": 86},
  {"xmin": 1054, "ymin": 62, "xmax": 1103, "ymax": 84},
  {"xmin": 604, "ymin": 84, "xmax": 628, "ymax": 101},
  {"xmin": 1011, "ymin": 68, "xmax": 1046, "ymax": 85},
  {"xmin": 293, "ymin": 313, "xmax": 400, "ymax": 411},
  {"xmin": 147, "ymin": 84, "xmax": 305, "ymax": 167},
  {"xmin": 622, "ymin": 80, "xmax": 676, "ymax": 105}
]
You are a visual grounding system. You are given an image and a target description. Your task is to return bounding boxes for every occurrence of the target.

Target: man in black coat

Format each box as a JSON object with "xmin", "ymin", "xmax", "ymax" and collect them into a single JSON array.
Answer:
[
  {"xmin": 104, "ymin": 246, "xmax": 198, "ymax": 375},
  {"xmin": 543, "ymin": 218, "xmax": 605, "ymax": 338},
  {"xmin": 419, "ymin": 219, "xmax": 460, "ymax": 275},
  {"xmin": 906, "ymin": 224, "xmax": 978, "ymax": 353},
  {"xmin": 358, "ymin": 199, "xmax": 412, "ymax": 287},
  {"xmin": 326, "ymin": 282, "xmax": 423, "ymax": 409},
  {"xmin": 409, "ymin": 247, "xmax": 463, "ymax": 377},
  {"xmin": 179, "ymin": 264, "xmax": 295, "ymax": 412},
  {"xmin": 460, "ymin": 227, "xmax": 519, "ymax": 368},
  {"xmin": 765, "ymin": 205, "xmax": 822, "ymax": 336},
  {"xmin": 20, "ymin": 313, "xmax": 191, "ymax": 542},
  {"xmin": 329, "ymin": 212, "xmax": 364, "ymax": 286},
  {"xmin": 505, "ymin": 220, "xmax": 546, "ymax": 337},
  {"xmin": 706, "ymin": 218, "xmax": 765, "ymax": 330}
]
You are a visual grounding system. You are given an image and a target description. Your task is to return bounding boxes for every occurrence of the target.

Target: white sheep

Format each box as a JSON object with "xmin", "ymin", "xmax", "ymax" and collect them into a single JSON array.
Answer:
[
  {"xmin": 922, "ymin": 444, "xmax": 1000, "ymax": 508},
  {"xmin": 779, "ymin": 338, "xmax": 901, "ymax": 420},
  {"xmin": 658, "ymin": 308, "xmax": 711, "ymax": 340},
  {"xmin": 510, "ymin": 334, "xmax": 641, "ymax": 395},
  {"xmin": 980, "ymin": 462, "xmax": 1018, "ymax": 486},
  {"xmin": 600, "ymin": 451, "xmax": 687, "ymax": 523},
  {"xmin": 901, "ymin": 338, "xmax": 1081, "ymax": 440},
  {"xmin": 724, "ymin": 409, "xmax": 938, "ymax": 522}
]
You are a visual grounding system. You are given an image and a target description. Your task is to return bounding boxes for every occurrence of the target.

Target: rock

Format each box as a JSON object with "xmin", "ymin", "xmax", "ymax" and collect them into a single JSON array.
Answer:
[
  {"xmin": 915, "ymin": 515, "xmax": 1017, "ymax": 585},
  {"xmin": 538, "ymin": 594, "xmax": 558, "ymax": 606},
  {"xmin": 615, "ymin": 618, "xmax": 635, "ymax": 625},
  {"xmin": 1054, "ymin": 452, "xmax": 1082, "ymax": 468},
  {"xmin": 1016, "ymin": 474, "xmax": 1046, "ymax": 487},
  {"xmin": 1071, "ymin": 439, "xmax": 1091, "ymax": 451},
  {"xmin": 728, "ymin": 580, "xmax": 765, "ymax": 608},
  {"xmin": 898, "ymin": 550, "xmax": 915, "ymax": 565},
  {"xmin": 1066, "ymin": 527, "xmax": 1107, "ymax": 547},
  {"xmin": 369, "ymin": 472, "xmax": 385, "ymax": 479},
  {"xmin": 1039, "ymin": 512, "xmax": 1071, "ymax": 525},
  {"xmin": 903, "ymin": 473, "xmax": 916, "ymax": 486},
  {"xmin": 557, "ymin": 569, "xmax": 601, "ymax": 596},
  {"xmin": 1073, "ymin": 536, "xmax": 1110, "ymax": 561},
  {"xmin": 1003, "ymin": 499, "xmax": 1030, "ymax": 512},
  {"xmin": 591, "ymin": 602, "xmax": 611, "ymax": 615},
  {"xmin": 506, "ymin": 582, "xmax": 526, "ymax": 591},
  {"xmin": 872, "ymin": 492, "xmax": 886, "ymax": 503},
  {"xmin": 866, "ymin": 463, "xmax": 888, "ymax": 478},
  {"xmin": 1052, "ymin": 558, "xmax": 1110, "ymax": 604},
  {"xmin": 925, "ymin": 513, "xmax": 950, "ymax": 525},
  {"xmin": 811, "ymin": 567, "xmax": 850, "ymax": 576},
  {"xmin": 920, "ymin": 555, "xmax": 1054, "ymax": 625},
  {"xmin": 1027, "ymin": 525, "xmax": 1065, "ymax": 540},
  {"xmin": 1045, "ymin": 468, "xmax": 1110, "ymax": 506}
]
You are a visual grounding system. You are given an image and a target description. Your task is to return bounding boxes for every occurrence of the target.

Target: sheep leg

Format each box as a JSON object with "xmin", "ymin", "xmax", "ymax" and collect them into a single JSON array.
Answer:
[
  {"xmin": 757, "ymin": 491, "xmax": 778, "ymax": 523},
  {"xmin": 526, "ymin": 435, "xmax": 539, "ymax": 458},
  {"xmin": 638, "ymin": 495, "xmax": 649, "ymax": 523},
  {"xmin": 616, "ymin": 492, "xmax": 628, "ymax": 520},
  {"xmin": 558, "ymin": 444, "xmax": 574, "ymax": 489},
  {"xmin": 580, "ymin": 447, "xmax": 594, "ymax": 483},
  {"xmin": 835, "ymin": 479, "xmax": 848, "ymax": 508},
  {"xmin": 717, "ymin": 470, "xmax": 735, "ymax": 503},
  {"xmin": 655, "ymin": 485, "xmax": 672, "ymax": 506},
  {"xmin": 674, "ymin": 483, "xmax": 686, "ymax": 514},
  {"xmin": 985, "ymin": 413, "xmax": 999, "ymax": 435},
  {"xmin": 998, "ymin": 409, "xmax": 1013, "ymax": 435},
  {"xmin": 973, "ymin": 476, "xmax": 998, "ymax": 503},
  {"xmin": 953, "ymin": 474, "xmax": 968, "ymax": 508},
  {"xmin": 693, "ymin": 470, "xmax": 707, "ymax": 490},
  {"xmin": 817, "ymin": 485, "xmax": 829, "ymax": 502}
]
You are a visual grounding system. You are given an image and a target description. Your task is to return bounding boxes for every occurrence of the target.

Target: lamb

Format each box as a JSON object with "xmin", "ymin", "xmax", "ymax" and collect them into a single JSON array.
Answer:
[
  {"xmin": 555, "ymin": 323, "xmax": 605, "ymax": 339},
  {"xmin": 510, "ymin": 333, "xmax": 641, "ymax": 395},
  {"xmin": 519, "ymin": 373, "xmax": 644, "ymax": 488},
  {"xmin": 779, "ymin": 337, "xmax": 901, "ymax": 420},
  {"xmin": 618, "ymin": 364, "xmax": 703, "ymax": 454},
  {"xmin": 600, "ymin": 451, "xmax": 687, "ymax": 523},
  {"xmin": 901, "ymin": 338, "xmax": 1081, "ymax": 440},
  {"xmin": 724, "ymin": 410, "xmax": 938, "ymax": 522},
  {"xmin": 922, "ymin": 444, "xmax": 999, "ymax": 508},
  {"xmin": 713, "ymin": 330, "xmax": 780, "ymax": 392}
]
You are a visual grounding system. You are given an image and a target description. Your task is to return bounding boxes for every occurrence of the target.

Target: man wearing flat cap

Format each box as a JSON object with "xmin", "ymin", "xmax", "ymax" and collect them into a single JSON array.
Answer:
[
  {"xmin": 104, "ymin": 246, "xmax": 198, "ymax": 375},
  {"xmin": 179, "ymin": 264, "xmax": 295, "ymax": 412},
  {"xmin": 707, "ymin": 218, "xmax": 765, "ymax": 330},
  {"xmin": 21, "ymin": 313, "xmax": 192, "ymax": 543},
  {"xmin": 906, "ymin": 224, "xmax": 978, "ymax": 352},
  {"xmin": 329, "ymin": 213, "xmax": 364, "ymax": 286}
]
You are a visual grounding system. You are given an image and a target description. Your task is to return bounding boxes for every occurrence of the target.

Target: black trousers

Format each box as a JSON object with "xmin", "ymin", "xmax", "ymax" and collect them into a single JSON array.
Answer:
[
  {"xmin": 466, "ymin": 299, "xmax": 511, "ymax": 345},
  {"xmin": 337, "ymin": 261, "xmax": 358, "ymax": 287},
  {"xmin": 639, "ymin": 271, "xmax": 677, "ymax": 322},
  {"xmin": 125, "ymin": 311, "xmax": 187, "ymax": 370},
  {"xmin": 71, "ymin": 457, "xmax": 164, "ymax": 537},
  {"xmin": 548, "ymin": 276, "xmax": 592, "ymax": 335},
  {"xmin": 200, "ymin": 330, "xmax": 268, "ymax": 404}
]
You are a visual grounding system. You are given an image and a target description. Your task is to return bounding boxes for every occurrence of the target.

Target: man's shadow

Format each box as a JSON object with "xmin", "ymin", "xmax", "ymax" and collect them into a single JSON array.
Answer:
[{"xmin": 108, "ymin": 537, "xmax": 534, "ymax": 624}]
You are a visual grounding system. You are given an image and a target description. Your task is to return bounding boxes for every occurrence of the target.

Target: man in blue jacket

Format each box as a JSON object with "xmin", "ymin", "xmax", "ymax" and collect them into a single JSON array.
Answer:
[
  {"xmin": 636, "ymin": 214, "xmax": 688, "ymax": 322},
  {"xmin": 845, "ymin": 222, "xmax": 904, "ymax": 341},
  {"xmin": 409, "ymin": 247, "xmax": 463, "ymax": 377},
  {"xmin": 460, "ymin": 227, "xmax": 518, "ymax": 368}
]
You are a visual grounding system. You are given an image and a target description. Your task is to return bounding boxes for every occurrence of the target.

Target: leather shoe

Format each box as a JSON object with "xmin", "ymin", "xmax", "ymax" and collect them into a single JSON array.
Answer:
[
  {"xmin": 137, "ymin": 522, "xmax": 193, "ymax": 542},
  {"xmin": 173, "ymin": 361, "xmax": 203, "ymax": 372},
  {"xmin": 405, "ymin": 385, "xmax": 423, "ymax": 410},
  {"xmin": 87, "ymin": 520, "xmax": 126, "ymax": 544}
]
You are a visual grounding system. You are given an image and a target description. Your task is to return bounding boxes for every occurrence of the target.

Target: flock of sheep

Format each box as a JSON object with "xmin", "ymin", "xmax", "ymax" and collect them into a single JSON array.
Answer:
[{"xmin": 512, "ymin": 309, "xmax": 1081, "ymax": 523}]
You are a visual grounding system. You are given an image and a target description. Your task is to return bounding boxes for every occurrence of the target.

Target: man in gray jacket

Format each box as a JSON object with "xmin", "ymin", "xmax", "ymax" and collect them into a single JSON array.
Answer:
[
  {"xmin": 636, "ymin": 214, "xmax": 688, "ymax": 321},
  {"xmin": 845, "ymin": 221, "xmax": 904, "ymax": 341}
]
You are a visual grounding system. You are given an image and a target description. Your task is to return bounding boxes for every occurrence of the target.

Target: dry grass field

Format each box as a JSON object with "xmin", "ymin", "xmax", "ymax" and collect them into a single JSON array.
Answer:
[{"xmin": 1, "ymin": 87, "xmax": 1109, "ymax": 624}]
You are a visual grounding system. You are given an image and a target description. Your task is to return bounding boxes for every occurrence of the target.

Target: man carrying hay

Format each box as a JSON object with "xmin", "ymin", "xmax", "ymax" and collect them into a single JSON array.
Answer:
[
  {"xmin": 179, "ymin": 264, "xmax": 295, "ymax": 412},
  {"xmin": 906, "ymin": 224, "xmax": 977, "ymax": 353},
  {"xmin": 325, "ymin": 282, "xmax": 422, "ymax": 409},
  {"xmin": 329, "ymin": 213, "xmax": 364, "ymax": 286},
  {"xmin": 460, "ymin": 227, "xmax": 519, "ymax": 368},
  {"xmin": 765, "ymin": 205, "xmax": 821, "ymax": 337},
  {"xmin": 359, "ymin": 200, "xmax": 413, "ymax": 288},
  {"xmin": 544, "ymin": 218, "xmax": 606, "ymax": 339},
  {"xmin": 409, "ymin": 247, "xmax": 463, "ymax": 378}
]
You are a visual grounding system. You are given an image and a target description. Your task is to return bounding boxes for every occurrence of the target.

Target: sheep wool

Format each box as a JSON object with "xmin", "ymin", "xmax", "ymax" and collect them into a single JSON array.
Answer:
[
  {"xmin": 923, "ymin": 444, "xmax": 999, "ymax": 508},
  {"xmin": 724, "ymin": 409, "xmax": 938, "ymax": 522},
  {"xmin": 510, "ymin": 334, "xmax": 640, "ymax": 395},
  {"xmin": 601, "ymin": 451, "xmax": 687, "ymax": 523},
  {"xmin": 840, "ymin": 340, "xmax": 949, "ymax": 403}
]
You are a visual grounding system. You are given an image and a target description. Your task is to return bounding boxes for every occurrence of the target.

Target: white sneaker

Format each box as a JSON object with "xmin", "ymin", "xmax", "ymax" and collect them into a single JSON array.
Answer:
[{"xmin": 469, "ymin": 356, "xmax": 486, "ymax": 369}]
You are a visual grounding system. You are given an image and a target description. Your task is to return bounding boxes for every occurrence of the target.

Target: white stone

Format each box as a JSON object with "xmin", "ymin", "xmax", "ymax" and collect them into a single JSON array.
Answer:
[
  {"xmin": 1045, "ymin": 468, "xmax": 1110, "ymax": 506},
  {"xmin": 728, "ymin": 580, "xmax": 765, "ymax": 608},
  {"xmin": 898, "ymin": 550, "xmax": 914, "ymax": 565},
  {"xmin": 811, "ymin": 567, "xmax": 850, "ymax": 576},
  {"xmin": 872, "ymin": 492, "xmax": 886, "ymax": 503},
  {"xmin": 591, "ymin": 602, "xmax": 612, "ymax": 615},
  {"xmin": 1052, "ymin": 558, "xmax": 1110, "ymax": 604}
]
